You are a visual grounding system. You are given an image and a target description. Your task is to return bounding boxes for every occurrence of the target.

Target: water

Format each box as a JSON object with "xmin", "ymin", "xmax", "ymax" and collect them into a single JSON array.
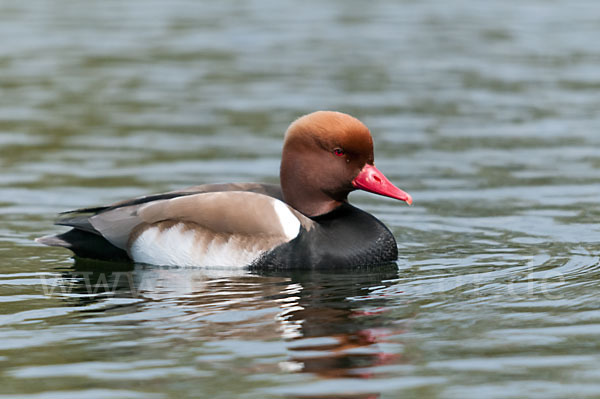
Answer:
[{"xmin": 1, "ymin": 0, "xmax": 600, "ymax": 397}]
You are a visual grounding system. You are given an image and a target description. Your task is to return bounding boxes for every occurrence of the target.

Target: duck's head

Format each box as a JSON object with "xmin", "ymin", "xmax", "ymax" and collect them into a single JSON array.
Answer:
[{"xmin": 280, "ymin": 111, "xmax": 412, "ymax": 217}]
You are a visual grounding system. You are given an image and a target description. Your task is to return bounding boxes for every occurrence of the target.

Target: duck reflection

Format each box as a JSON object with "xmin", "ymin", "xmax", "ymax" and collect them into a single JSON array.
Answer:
[
  {"xmin": 64, "ymin": 260, "xmax": 403, "ymax": 398},
  {"xmin": 271, "ymin": 267, "xmax": 401, "ymax": 399}
]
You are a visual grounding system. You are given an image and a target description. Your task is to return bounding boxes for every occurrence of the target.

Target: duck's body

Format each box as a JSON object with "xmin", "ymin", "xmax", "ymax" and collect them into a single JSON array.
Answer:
[
  {"xmin": 38, "ymin": 111, "xmax": 411, "ymax": 269},
  {"xmin": 41, "ymin": 183, "xmax": 398, "ymax": 269}
]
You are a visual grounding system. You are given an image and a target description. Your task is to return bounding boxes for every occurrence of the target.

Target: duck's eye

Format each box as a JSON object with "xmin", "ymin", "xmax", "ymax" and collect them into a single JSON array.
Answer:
[{"xmin": 333, "ymin": 148, "xmax": 345, "ymax": 157}]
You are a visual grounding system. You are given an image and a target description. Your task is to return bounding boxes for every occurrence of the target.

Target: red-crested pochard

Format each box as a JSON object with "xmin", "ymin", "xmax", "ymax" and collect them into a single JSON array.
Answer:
[{"xmin": 37, "ymin": 111, "xmax": 412, "ymax": 268}]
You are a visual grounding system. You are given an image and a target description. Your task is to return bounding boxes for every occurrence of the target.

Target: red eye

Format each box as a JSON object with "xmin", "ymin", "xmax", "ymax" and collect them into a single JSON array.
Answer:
[{"xmin": 333, "ymin": 148, "xmax": 345, "ymax": 157}]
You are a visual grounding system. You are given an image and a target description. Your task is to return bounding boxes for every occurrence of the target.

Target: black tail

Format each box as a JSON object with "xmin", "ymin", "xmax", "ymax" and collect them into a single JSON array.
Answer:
[{"xmin": 36, "ymin": 229, "xmax": 131, "ymax": 262}]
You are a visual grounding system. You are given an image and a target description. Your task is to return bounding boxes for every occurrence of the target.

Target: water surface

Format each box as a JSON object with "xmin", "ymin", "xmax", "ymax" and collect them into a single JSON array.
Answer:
[{"xmin": 1, "ymin": 0, "xmax": 600, "ymax": 398}]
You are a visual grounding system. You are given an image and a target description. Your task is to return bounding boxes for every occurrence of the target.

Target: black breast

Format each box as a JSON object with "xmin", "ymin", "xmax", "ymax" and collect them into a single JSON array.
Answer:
[{"xmin": 254, "ymin": 203, "xmax": 398, "ymax": 269}]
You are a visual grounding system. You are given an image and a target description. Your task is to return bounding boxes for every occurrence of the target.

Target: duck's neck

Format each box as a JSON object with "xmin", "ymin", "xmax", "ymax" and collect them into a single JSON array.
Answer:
[
  {"xmin": 283, "ymin": 187, "xmax": 345, "ymax": 218},
  {"xmin": 280, "ymin": 153, "xmax": 347, "ymax": 218}
]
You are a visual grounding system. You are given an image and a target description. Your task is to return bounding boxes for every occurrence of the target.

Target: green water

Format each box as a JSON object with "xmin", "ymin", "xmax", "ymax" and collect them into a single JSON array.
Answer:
[{"xmin": 2, "ymin": 0, "xmax": 600, "ymax": 398}]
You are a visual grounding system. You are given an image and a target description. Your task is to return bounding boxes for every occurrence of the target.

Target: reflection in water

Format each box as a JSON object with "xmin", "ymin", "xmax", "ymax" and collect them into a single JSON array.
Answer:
[
  {"xmin": 280, "ymin": 268, "xmax": 402, "ymax": 399},
  {"xmin": 65, "ymin": 260, "xmax": 401, "ymax": 398}
]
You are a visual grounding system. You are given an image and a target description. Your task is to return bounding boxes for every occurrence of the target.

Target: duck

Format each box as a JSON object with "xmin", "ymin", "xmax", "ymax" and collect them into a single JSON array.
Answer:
[{"xmin": 37, "ymin": 111, "xmax": 412, "ymax": 269}]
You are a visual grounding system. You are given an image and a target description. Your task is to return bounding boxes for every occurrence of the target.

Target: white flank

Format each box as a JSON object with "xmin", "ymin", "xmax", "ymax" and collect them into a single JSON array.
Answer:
[
  {"xmin": 272, "ymin": 200, "xmax": 301, "ymax": 240},
  {"xmin": 129, "ymin": 223, "xmax": 267, "ymax": 267}
]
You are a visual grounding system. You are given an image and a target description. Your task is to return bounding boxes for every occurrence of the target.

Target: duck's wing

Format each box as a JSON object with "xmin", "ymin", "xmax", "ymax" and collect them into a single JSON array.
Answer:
[
  {"xmin": 59, "ymin": 182, "xmax": 283, "ymax": 217},
  {"xmin": 91, "ymin": 191, "xmax": 309, "ymax": 249},
  {"xmin": 39, "ymin": 187, "xmax": 313, "ymax": 266},
  {"xmin": 38, "ymin": 183, "xmax": 282, "ymax": 257},
  {"xmin": 94, "ymin": 191, "xmax": 312, "ymax": 267}
]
